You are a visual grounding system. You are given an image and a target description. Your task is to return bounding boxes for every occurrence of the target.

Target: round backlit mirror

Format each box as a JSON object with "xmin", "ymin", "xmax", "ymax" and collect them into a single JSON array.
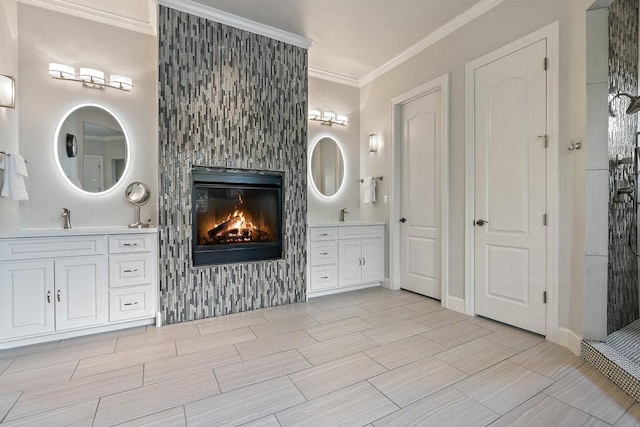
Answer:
[
  {"xmin": 125, "ymin": 182, "xmax": 150, "ymax": 228},
  {"xmin": 54, "ymin": 104, "xmax": 129, "ymax": 195},
  {"xmin": 310, "ymin": 136, "xmax": 345, "ymax": 198}
]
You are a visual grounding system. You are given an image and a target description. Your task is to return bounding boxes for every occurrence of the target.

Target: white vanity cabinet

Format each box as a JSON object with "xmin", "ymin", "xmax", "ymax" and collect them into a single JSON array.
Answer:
[
  {"xmin": 308, "ymin": 223, "xmax": 384, "ymax": 297},
  {"xmin": 108, "ymin": 234, "xmax": 156, "ymax": 322},
  {"xmin": 0, "ymin": 229, "xmax": 157, "ymax": 348}
]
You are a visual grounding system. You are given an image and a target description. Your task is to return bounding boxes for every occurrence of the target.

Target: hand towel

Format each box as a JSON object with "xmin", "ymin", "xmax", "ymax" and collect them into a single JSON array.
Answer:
[
  {"xmin": 362, "ymin": 176, "xmax": 376, "ymax": 204},
  {"xmin": 0, "ymin": 152, "xmax": 29, "ymax": 201}
]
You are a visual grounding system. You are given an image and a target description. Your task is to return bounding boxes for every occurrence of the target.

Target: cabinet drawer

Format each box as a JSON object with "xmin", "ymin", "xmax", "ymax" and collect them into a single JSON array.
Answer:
[
  {"xmin": 309, "ymin": 241, "xmax": 337, "ymax": 266},
  {"xmin": 108, "ymin": 234, "xmax": 154, "ymax": 254},
  {"xmin": 338, "ymin": 225, "xmax": 383, "ymax": 240},
  {"xmin": 309, "ymin": 227, "xmax": 337, "ymax": 242},
  {"xmin": 310, "ymin": 265, "xmax": 338, "ymax": 291},
  {"xmin": 0, "ymin": 236, "xmax": 105, "ymax": 261},
  {"xmin": 109, "ymin": 253, "xmax": 153, "ymax": 287},
  {"xmin": 109, "ymin": 286, "xmax": 155, "ymax": 322}
]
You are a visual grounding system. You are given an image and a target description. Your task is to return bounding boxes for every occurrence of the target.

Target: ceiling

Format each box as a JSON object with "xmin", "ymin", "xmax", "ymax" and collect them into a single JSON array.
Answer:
[
  {"xmin": 192, "ymin": 0, "xmax": 490, "ymax": 84},
  {"xmin": 20, "ymin": 0, "xmax": 501, "ymax": 86}
]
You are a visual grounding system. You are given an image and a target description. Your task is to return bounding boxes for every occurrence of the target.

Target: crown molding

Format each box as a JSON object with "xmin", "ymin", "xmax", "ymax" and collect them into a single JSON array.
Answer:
[
  {"xmin": 359, "ymin": 0, "xmax": 505, "ymax": 87},
  {"xmin": 308, "ymin": 68, "xmax": 359, "ymax": 88},
  {"xmin": 159, "ymin": 0, "xmax": 313, "ymax": 49},
  {"xmin": 17, "ymin": 0, "xmax": 156, "ymax": 35}
]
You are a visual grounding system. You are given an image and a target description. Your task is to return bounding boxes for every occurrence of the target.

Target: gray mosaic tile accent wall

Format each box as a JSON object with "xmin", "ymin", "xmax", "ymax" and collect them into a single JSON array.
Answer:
[
  {"xmin": 608, "ymin": 0, "xmax": 639, "ymax": 334},
  {"xmin": 158, "ymin": 6, "xmax": 308, "ymax": 324}
]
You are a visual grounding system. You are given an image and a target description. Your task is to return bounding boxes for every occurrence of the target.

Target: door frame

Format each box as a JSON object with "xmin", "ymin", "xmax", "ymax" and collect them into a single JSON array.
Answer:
[
  {"xmin": 390, "ymin": 74, "xmax": 450, "ymax": 308},
  {"xmin": 464, "ymin": 22, "xmax": 559, "ymax": 342}
]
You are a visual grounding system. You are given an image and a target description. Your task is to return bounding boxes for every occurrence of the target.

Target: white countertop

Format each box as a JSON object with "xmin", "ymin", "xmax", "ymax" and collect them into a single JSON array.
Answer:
[
  {"xmin": 0, "ymin": 226, "xmax": 158, "ymax": 239},
  {"xmin": 308, "ymin": 221, "xmax": 385, "ymax": 227}
]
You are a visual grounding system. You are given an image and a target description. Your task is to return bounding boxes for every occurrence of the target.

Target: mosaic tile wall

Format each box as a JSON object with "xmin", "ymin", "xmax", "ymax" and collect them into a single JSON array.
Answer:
[
  {"xmin": 608, "ymin": 0, "xmax": 639, "ymax": 334},
  {"xmin": 157, "ymin": 6, "xmax": 308, "ymax": 324}
]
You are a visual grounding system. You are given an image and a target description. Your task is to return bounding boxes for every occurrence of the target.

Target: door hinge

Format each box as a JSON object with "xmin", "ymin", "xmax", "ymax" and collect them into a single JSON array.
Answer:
[
  {"xmin": 543, "ymin": 57, "xmax": 548, "ymax": 70},
  {"xmin": 543, "ymin": 213, "xmax": 547, "ymax": 226},
  {"xmin": 543, "ymin": 291, "xmax": 547, "ymax": 304}
]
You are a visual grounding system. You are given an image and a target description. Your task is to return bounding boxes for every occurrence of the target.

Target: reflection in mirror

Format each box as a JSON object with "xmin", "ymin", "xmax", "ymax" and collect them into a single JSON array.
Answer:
[
  {"xmin": 55, "ymin": 105, "xmax": 128, "ymax": 194},
  {"xmin": 310, "ymin": 137, "xmax": 345, "ymax": 197}
]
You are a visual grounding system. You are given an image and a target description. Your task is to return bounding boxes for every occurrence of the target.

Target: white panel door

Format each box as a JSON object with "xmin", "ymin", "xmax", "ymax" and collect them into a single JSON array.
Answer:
[
  {"xmin": 84, "ymin": 155, "xmax": 103, "ymax": 192},
  {"xmin": 339, "ymin": 240, "xmax": 361, "ymax": 287},
  {"xmin": 474, "ymin": 39, "xmax": 547, "ymax": 334},
  {"xmin": 400, "ymin": 89, "xmax": 442, "ymax": 299},
  {"xmin": 54, "ymin": 256, "xmax": 107, "ymax": 330},
  {"xmin": 0, "ymin": 260, "xmax": 55, "ymax": 339}
]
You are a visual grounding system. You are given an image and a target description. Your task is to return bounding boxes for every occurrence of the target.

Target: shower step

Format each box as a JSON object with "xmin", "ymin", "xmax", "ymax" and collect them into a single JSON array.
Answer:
[{"xmin": 583, "ymin": 328, "xmax": 640, "ymax": 402}]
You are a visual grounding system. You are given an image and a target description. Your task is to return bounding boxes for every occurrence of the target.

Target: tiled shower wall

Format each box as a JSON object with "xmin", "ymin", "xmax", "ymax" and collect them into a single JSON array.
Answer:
[
  {"xmin": 157, "ymin": 6, "xmax": 308, "ymax": 324},
  {"xmin": 608, "ymin": 0, "xmax": 639, "ymax": 334}
]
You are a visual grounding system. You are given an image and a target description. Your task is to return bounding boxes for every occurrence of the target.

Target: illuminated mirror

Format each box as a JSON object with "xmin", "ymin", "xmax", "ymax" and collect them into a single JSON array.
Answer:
[
  {"xmin": 54, "ymin": 104, "xmax": 129, "ymax": 194},
  {"xmin": 310, "ymin": 136, "xmax": 345, "ymax": 198}
]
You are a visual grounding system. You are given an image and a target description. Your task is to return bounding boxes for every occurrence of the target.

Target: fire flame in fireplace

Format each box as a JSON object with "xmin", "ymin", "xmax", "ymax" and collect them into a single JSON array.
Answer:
[{"xmin": 198, "ymin": 195, "xmax": 274, "ymax": 245}]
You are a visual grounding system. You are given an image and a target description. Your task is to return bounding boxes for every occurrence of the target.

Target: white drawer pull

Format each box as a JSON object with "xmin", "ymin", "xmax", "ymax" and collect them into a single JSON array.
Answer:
[
  {"xmin": 122, "ymin": 243, "xmax": 139, "ymax": 247},
  {"xmin": 123, "ymin": 269, "xmax": 139, "ymax": 273},
  {"xmin": 124, "ymin": 302, "xmax": 139, "ymax": 306}
]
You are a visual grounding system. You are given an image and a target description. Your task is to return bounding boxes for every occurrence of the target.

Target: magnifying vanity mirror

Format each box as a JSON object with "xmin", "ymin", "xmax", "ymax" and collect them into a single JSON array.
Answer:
[
  {"xmin": 125, "ymin": 182, "xmax": 150, "ymax": 228},
  {"xmin": 54, "ymin": 104, "xmax": 129, "ymax": 194},
  {"xmin": 310, "ymin": 136, "xmax": 345, "ymax": 197}
]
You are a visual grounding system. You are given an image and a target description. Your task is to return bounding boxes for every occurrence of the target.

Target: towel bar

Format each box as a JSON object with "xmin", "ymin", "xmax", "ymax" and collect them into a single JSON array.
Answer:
[
  {"xmin": 359, "ymin": 176, "xmax": 383, "ymax": 183},
  {"xmin": 0, "ymin": 151, "xmax": 27, "ymax": 163}
]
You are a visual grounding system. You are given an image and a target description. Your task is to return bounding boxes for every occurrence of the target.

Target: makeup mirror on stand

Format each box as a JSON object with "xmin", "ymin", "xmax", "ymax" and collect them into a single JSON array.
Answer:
[{"xmin": 125, "ymin": 182, "xmax": 150, "ymax": 228}]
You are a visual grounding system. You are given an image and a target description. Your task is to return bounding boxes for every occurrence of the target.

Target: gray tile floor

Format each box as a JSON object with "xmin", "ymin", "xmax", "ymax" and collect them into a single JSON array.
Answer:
[{"xmin": 0, "ymin": 287, "xmax": 638, "ymax": 426}]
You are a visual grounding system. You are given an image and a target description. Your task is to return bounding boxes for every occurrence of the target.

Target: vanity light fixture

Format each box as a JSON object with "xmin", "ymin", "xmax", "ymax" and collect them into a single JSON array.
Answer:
[
  {"xmin": 369, "ymin": 134, "xmax": 379, "ymax": 152},
  {"xmin": 308, "ymin": 109, "xmax": 348, "ymax": 126},
  {"xmin": 0, "ymin": 74, "xmax": 15, "ymax": 108},
  {"xmin": 47, "ymin": 63, "xmax": 133, "ymax": 92}
]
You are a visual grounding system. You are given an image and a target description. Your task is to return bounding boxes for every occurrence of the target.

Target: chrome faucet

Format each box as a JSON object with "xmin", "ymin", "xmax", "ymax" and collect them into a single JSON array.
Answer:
[
  {"xmin": 62, "ymin": 208, "xmax": 71, "ymax": 229},
  {"xmin": 340, "ymin": 208, "xmax": 349, "ymax": 222}
]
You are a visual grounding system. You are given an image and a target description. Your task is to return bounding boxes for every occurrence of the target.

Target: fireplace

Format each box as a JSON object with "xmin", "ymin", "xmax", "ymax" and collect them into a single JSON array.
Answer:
[{"xmin": 192, "ymin": 168, "xmax": 284, "ymax": 266}]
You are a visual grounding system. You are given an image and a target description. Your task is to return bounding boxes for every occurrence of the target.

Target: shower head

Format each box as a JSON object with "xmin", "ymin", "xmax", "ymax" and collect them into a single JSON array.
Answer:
[{"xmin": 611, "ymin": 92, "xmax": 640, "ymax": 115}]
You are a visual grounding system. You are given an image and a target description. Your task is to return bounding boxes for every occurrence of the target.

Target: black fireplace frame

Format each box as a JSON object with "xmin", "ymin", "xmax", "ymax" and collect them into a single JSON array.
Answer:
[{"xmin": 191, "ymin": 167, "xmax": 284, "ymax": 266}]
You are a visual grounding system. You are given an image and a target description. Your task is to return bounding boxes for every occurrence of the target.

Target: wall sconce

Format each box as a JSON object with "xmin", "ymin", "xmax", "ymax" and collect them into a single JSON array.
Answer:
[
  {"xmin": 369, "ymin": 134, "xmax": 378, "ymax": 152},
  {"xmin": 48, "ymin": 63, "xmax": 133, "ymax": 92},
  {"xmin": 308, "ymin": 110, "xmax": 348, "ymax": 126},
  {"xmin": 0, "ymin": 74, "xmax": 16, "ymax": 108}
]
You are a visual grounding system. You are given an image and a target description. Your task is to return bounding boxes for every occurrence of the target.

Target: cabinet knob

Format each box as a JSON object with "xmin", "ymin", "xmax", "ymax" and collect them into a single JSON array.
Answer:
[{"xmin": 399, "ymin": 217, "xmax": 407, "ymax": 223}]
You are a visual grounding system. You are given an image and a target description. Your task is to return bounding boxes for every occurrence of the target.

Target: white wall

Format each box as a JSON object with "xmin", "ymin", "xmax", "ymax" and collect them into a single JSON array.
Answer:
[
  {"xmin": 358, "ymin": 0, "xmax": 593, "ymax": 336},
  {"xmin": 0, "ymin": 0, "xmax": 20, "ymax": 232},
  {"xmin": 308, "ymin": 77, "xmax": 360, "ymax": 222},
  {"xmin": 16, "ymin": 3, "xmax": 157, "ymax": 229}
]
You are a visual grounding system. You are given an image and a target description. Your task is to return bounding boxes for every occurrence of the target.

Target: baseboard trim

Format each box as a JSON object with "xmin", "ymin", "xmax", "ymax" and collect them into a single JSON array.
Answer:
[
  {"xmin": 383, "ymin": 277, "xmax": 392, "ymax": 289},
  {"xmin": 558, "ymin": 327, "xmax": 583, "ymax": 356},
  {"xmin": 444, "ymin": 296, "xmax": 466, "ymax": 314}
]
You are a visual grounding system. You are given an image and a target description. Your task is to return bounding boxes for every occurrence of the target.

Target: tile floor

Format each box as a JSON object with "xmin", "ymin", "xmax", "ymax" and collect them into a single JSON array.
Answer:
[{"xmin": 0, "ymin": 287, "xmax": 638, "ymax": 426}]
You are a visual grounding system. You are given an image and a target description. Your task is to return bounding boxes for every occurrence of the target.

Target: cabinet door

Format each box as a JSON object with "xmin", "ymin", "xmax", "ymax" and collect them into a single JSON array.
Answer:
[
  {"xmin": 338, "ymin": 240, "xmax": 362, "ymax": 287},
  {"xmin": 362, "ymin": 238, "xmax": 384, "ymax": 283},
  {"xmin": 0, "ymin": 260, "xmax": 55, "ymax": 339},
  {"xmin": 55, "ymin": 256, "xmax": 108, "ymax": 330}
]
